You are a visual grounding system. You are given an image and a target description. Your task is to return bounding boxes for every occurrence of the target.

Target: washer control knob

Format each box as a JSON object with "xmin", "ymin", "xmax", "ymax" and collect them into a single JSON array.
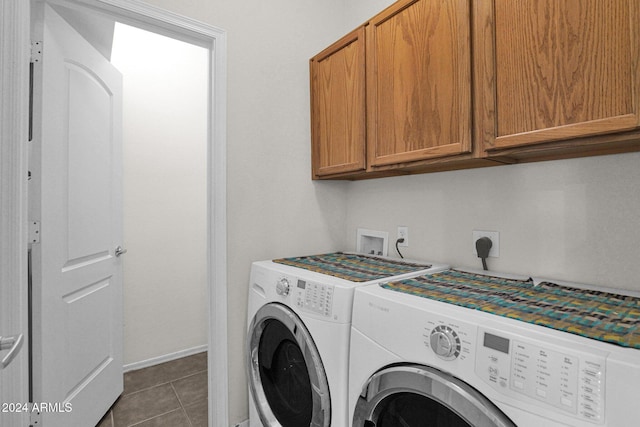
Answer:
[
  {"xmin": 276, "ymin": 278, "xmax": 290, "ymax": 296},
  {"xmin": 430, "ymin": 325, "xmax": 461, "ymax": 360}
]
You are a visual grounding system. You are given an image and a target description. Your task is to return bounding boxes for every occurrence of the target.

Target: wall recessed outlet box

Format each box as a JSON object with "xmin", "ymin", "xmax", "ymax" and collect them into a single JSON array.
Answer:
[
  {"xmin": 357, "ymin": 228, "xmax": 388, "ymax": 256},
  {"xmin": 472, "ymin": 230, "xmax": 500, "ymax": 257}
]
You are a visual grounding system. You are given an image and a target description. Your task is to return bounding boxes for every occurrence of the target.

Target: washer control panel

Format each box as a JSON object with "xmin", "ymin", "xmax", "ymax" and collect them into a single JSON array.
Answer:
[
  {"xmin": 423, "ymin": 320, "xmax": 474, "ymax": 363},
  {"xmin": 290, "ymin": 278, "xmax": 334, "ymax": 318},
  {"xmin": 275, "ymin": 277, "xmax": 290, "ymax": 296},
  {"xmin": 476, "ymin": 327, "xmax": 606, "ymax": 424},
  {"xmin": 430, "ymin": 325, "xmax": 462, "ymax": 360}
]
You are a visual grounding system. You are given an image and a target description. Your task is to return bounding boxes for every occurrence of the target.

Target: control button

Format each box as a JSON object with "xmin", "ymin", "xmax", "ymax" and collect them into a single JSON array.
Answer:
[
  {"xmin": 561, "ymin": 397, "xmax": 573, "ymax": 407},
  {"xmin": 580, "ymin": 409, "xmax": 601, "ymax": 421},
  {"xmin": 513, "ymin": 380, "xmax": 524, "ymax": 390},
  {"xmin": 276, "ymin": 278, "xmax": 290, "ymax": 296},
  {"xmin": 583, "ymin": 394, "xmax": 598, "ymax": 404},
  {"xmin": 581, "ymin": 376, "xmax": 601, "ymax": 386},
  {"xmin": 582, "ymin": 368, "xmax": 601, "ymax": 378},
  {"xmin": 430, "ymin": 325, "xmax": 461, "ymax": 360},
  {"xmin": 536, "ymin": 388, "xmax": 547, "ymax": 398}
]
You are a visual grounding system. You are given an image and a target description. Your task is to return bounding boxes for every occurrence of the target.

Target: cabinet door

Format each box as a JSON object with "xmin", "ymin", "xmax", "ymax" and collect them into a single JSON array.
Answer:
[
  {"xmin": 367, "ymin": 0, "xmax": 472, "ymax": 167},
  {"xmin": 480, "ymin": 0, "xmax": 640, "ymax": 151},
  {"xmin": 310, "ymin": 27, "xmax": 366, "ymax": 178}
]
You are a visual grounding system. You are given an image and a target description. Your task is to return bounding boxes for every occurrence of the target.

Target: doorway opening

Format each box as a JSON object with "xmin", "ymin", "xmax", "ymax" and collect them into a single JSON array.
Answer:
[
  {"xmin": 110, "ymin": 22, "xmax": 209, "ymax": 371},
  {"xmin": 23, "ymin": 1, "xmax": 228, "ymax": 426}
]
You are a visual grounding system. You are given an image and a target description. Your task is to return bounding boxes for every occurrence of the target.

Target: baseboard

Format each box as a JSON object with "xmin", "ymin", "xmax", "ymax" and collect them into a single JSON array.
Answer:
[
  {"xmin": 123, "ymin": 344, "xmax": 208, "ymax": 373},
  {"xmin": 234, "ymin": 420, "xmax": 249, "ymax": 427}
]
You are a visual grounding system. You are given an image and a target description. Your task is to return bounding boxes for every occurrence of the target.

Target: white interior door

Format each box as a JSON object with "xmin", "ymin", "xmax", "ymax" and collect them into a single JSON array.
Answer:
[{"xmin": 31, "ymin": 4, "xmax": 124, "ymax": 426}]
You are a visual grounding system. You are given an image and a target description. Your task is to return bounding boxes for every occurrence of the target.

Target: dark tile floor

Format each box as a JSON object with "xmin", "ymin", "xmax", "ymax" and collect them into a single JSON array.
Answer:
[{"xmin": 96, "ymin": 352, "xmax": 208, "ymax": 427}]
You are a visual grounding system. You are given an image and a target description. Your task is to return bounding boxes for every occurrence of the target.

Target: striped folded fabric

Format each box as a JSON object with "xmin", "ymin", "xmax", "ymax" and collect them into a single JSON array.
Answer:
[
  {"xmin": 382, "ymin": 269, "xmax": 639, "ymax": 349},
  {"xmin": 273, "ymin": 252, "xmax": 432, "ymax": 282}
]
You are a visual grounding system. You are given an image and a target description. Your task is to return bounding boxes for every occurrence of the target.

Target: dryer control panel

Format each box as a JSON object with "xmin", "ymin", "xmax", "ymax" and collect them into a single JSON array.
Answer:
[
  {"xmin": 291, "ymin": 279, "xmax": 334, "ymax": 318},
  {"xmin": 476, "ymin": 327, "xmax": 606, "ymax": 424}
]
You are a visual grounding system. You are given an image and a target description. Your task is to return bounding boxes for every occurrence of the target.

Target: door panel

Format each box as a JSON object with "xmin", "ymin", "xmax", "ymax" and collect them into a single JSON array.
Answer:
[
  {"xmin": 310, "ymin": 27, "xmax": 366, "ymax": 177},
  {"xmin": 66, "ymin": 63, "xmax": 114, "ymax": 262},
  {"xmin": 32, "ymin": 4, "xmax": 123, "ymax": 426},
  {"xmin": 488, "ymin": 0, "xmax": 640, "ymax": 149},
  {"xmin": 367, "ymin": 0, "xmax": 472, "ymax": 167}
]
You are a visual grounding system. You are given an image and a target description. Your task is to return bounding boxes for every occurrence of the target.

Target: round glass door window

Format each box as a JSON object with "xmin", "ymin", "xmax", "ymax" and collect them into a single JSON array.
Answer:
[
  {"xmin": 247, "ymin": 303, "xmax": 331, "ymax": 427},
  {"xmin": 353, "ymin": 365, "xmax": 514, "ymax": 427},
  {"xmin": 258, "ymin": 319, "xmax": 313, "ymax": 425},
  {"xmin": 374, "ymin": 392, "xmax": 471, "ymax": 426}
]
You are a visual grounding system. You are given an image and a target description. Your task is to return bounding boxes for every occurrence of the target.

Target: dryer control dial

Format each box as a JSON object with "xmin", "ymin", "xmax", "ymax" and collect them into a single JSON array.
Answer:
[
  {"xmin": 430, "ymin": 325, "xmax": 461, "ymax": 360},
  {"xmin": 276, "ymin": 278, "xmax": 290, "ymax": 296}
]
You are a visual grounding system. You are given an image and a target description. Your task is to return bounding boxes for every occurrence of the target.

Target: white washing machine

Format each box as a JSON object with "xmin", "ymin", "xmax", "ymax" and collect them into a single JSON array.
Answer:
[
  {"xmin": 349, "ymin": 268, "xmax": 640, "ymax": 427},
  {"xmin": 246, "ymin": 252, "xmax": 448, "ymax": 427}
]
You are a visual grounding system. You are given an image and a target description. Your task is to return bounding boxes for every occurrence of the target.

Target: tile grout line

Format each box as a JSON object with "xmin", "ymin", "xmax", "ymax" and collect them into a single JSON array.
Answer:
[
  {"xmin": 170, "ymin": 381, "xmax": 194, "ymax": 427},
  {"xmin": 126, "ymin": 408, "xmax": 187, "ymax": 427},
  {"xmin": 101, "ymin": 356, "xmax": 208, "ymax": 427},
  {"xmin": 113, "ymin": 382, "xmax": 182, "ymax": 426},
  {"xmin": 124, "ymin": 380, "xmax": 185, "ymax": 427},
  {"xmin": 123, "ymin": 368, "xmax": 208, "ymax": 397},
  {"xmin": 174, "ymin": 368, "xmax": 208, "ymax": 383},
  {"xmin": 120, "ymin": 381, "xmax": 171, "ymax": 400}
]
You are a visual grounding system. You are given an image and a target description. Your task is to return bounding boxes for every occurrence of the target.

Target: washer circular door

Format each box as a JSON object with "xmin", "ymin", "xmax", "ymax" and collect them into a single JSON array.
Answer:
[
  {"xmin": 353, "ymin": 365, "xmax": 515, "ymax": 427},
  {"xmin": 247, "ymin": 303, "xmax": 331, "ymax": 427}
]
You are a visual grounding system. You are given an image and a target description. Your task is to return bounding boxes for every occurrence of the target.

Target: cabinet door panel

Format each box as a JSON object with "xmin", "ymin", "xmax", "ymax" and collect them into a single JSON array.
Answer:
[
  {"xmin": 490, "ymin": 0, "xmax": 640, "ymax": 149},
  {"xmin": 310, "ymin": 28, "xmax": 366, "ymax": 177},
  {"xmin": 367, "ymin": 0, "xmax": 471, "ymax": 167}
]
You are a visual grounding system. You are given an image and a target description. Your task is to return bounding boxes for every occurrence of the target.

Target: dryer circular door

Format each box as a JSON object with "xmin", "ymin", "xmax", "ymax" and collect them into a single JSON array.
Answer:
[
  {"xmin": 247, "ymin": 303, "xmax": 331, "ymax": 427},
  {"xmin": 353, "ymin": 365, "xmax": 515, "ymax": 427}
]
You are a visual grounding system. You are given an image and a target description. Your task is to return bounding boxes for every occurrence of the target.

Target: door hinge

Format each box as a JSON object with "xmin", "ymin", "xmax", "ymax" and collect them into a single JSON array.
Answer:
[
  {"xmin": 30, "ymin": 41, "xmax": 42, "ymax": 64},
  {"xmin": 29, "ymin": 409, "xmax": 42, "ymax": 426},
  {"xmin": 28, "ymin": 221, "xmax": 41, "ymax": 244}
]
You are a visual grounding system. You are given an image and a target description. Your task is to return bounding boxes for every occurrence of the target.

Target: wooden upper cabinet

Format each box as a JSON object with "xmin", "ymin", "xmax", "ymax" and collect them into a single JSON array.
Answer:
[
  {"xmin": 310, "ymin": 28, "xmax": 366, "ymax": 178},
  {"xmin": 478, "ymin": 0, "xmax": 640, "ymax": 152},
  {"xmin": 367, "ymin": 0, "xmax": 472, "ymax": 167}
]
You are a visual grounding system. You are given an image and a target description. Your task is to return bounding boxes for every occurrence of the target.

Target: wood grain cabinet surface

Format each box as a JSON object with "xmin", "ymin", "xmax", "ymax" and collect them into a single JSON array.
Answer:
[
  {"xmin": 476, "ymin": 0, "xmax": 640, "ymax": 159},
  {"xmin": 310, "ymin": 28, "xmax": 366, "ymax": 178},
  {"xmin": 310, "ymin": 0, "xmax": 640, "ymax": 180},
  {"xmin": 366, "ymin": 0, "xmax": 472, "ymax": 168}
]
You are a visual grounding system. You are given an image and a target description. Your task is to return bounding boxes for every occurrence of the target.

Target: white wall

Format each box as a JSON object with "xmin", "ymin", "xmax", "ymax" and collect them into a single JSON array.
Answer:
[
  {"xmin": 111, "ymin": 24, "xmax": 209, "ymax": 365},
  {"xmin": 131, "ymin": 0, "xmax": 640, "ymax": 424},
  {"xmin": 209, "ymin": 2, "xmax": 351, "ymax": 421},
  {"xmin": 340, "ymin": 0, "xmax": 640, "ymax": 293},
  {"xmin": 137, "ymin": 0, "xmax": 351, "ymax": 423},
  {"xmin": 344, "ymin": 0, "xmax": 395, "ymax": 27},
  {"xmin": 345, "ymin": 153, "xmax": 640, "ymax": 291}
]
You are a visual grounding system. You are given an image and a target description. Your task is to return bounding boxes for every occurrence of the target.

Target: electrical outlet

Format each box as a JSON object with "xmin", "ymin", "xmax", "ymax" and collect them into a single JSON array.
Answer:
[
  {"xmin": 397, "ymin": 226, "xmax": 409, "ymax": 247},
  {"xmin": 472, "ymin": 230, "xmax": 499, "ymax": 257}
]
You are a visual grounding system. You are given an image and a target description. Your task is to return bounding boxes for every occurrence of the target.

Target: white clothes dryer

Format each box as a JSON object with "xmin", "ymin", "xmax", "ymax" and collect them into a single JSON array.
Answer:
[
  {"xmin": 349, "ymin": 268, "xmax": 640, "ymax": 427},
  {"xmin": 246, "ymin": 252, "xmax": 448, "ymax": 427}
]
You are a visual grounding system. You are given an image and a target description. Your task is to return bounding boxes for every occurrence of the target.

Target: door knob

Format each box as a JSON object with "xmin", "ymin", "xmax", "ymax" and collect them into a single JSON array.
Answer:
[
  {"xmin": 115, "ymin": 246, "xmax": 128, "ymax": 257},
  {"xmin": 0, "ymin": 334, "xmax": 24, "ymax": 369}
]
